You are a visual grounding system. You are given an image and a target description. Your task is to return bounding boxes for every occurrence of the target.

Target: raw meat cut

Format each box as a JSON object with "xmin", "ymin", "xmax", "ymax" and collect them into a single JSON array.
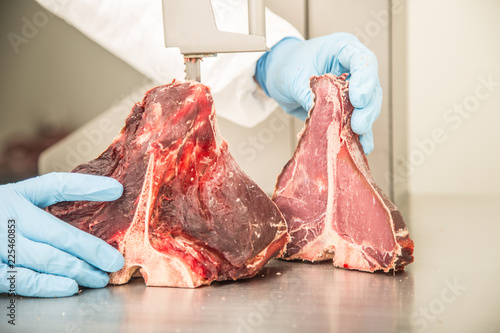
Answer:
[
  {"xmin": 272, "ymin": 74, "xmax": 414, "ymax": 272},
  {"xmin": 49, "ymin": 80, "xmax": 289, "ymax": 287}
]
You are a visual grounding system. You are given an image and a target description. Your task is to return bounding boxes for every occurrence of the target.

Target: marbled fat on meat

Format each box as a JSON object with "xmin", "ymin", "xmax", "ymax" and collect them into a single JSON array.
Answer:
[
  {"xmin": 49, "ymin": 81, "xmax": 289, "ymax": 287},
  {"xmin": 272, "ymin": 74, "xmax": 414, "ymax": 272}
]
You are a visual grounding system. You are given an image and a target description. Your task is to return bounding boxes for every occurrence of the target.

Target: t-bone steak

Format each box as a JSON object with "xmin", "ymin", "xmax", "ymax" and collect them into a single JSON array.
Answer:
[
  {"xmin": 272, "ymin": 74, "xmax": 414, "ymax": 272},
  {"xmin": 49, "ymin": 80, "xmax": 289, "ymax": 287}
]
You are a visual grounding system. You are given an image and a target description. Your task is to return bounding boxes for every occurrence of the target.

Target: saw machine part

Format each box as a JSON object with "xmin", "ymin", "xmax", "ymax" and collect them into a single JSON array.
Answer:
[
  {"xmin": 162, "ymin": 0, "xmax": 267, "ymax": 81},
  {"xmin": 184, "ymin": 54, "xmax": 215, "ymax": 82}
]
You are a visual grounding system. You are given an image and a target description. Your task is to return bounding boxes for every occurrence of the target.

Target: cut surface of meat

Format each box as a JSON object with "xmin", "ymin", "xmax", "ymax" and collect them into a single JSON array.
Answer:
[
  {"xmin": 49, "ymin": 81, "xmax": 289, "ymax": 287},
  {"xmin": 272, "ymin": 74, "xmax": 414, "ymax": 272}
]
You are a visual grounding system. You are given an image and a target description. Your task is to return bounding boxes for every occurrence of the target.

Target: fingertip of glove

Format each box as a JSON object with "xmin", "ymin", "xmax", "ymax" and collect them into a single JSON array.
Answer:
[
  {"xmin": 349, "ymin": 83, "xmax": 373, "ymax": 108},
  {"xmin": 61, "ymin": 279, "xmax": 80, "ymax": 296},
  {"xmin": 92, "ymin": 176, "xmax": 123, "ymax": 201},
  {"xmin": 359, "ymin": 132, "xmax": 374, "ymax": 155},
  {"xmin": 285, "ymin": 106, "xmax": 309, "ymax": 121},
  {"xmin": 37, "ymin": 275, "xmax": 79, "ymax": 297},
  {"xmin": 363, "ymin": 143, "xmax": 374, "ymax": 155},
  {"xmin": 91, "ymin": 272, "xmax": 110, "ymax": 289},
  {"xmin": 351, "ymin": 117, "xmax": 371, "ymax": 135},
  {"xmin": 109, "ymin": 253, "xmax": 125, "ymax": 273},
  {"xmin": 304, "ymin": 93, "xmax": 313, "ymax": 113},
  {"xmin": 102, "ymin": 248, "xmax": 125, "ymax": 273},
  {"xmin": 105, "ymin": 178, "xmax": 123, "ymax": 200}
]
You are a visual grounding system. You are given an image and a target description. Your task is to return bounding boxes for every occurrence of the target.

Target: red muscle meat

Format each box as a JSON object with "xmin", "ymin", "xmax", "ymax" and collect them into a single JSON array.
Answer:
[
  {"xmin": 272, "ymin": 74, "xmax": 414, "ymax": 272},
  {"xmin": 49, "ymin": 81, "xmax": 289, "ymax": 287}
]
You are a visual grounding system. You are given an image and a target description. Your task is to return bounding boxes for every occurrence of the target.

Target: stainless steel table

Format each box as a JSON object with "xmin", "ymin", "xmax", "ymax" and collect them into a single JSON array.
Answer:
[{"xmin": 2, "ymin": 195, "xmax": 500, "ymax": 333}]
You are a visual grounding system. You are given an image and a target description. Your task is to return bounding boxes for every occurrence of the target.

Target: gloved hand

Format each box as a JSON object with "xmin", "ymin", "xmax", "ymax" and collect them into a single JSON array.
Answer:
[
  {"xmin": 0, "ymin": 173, "xmax": 124, "ymax": 298},
  {"xmin": 255, "ymin": 33, "xmax": 382, "ymax": 155}
]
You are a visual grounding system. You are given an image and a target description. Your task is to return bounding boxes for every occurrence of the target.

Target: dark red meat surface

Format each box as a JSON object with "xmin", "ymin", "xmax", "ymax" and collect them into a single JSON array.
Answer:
[{"xmin": 49, "ymin": 81, "xmax": 289, "ymax": 287}]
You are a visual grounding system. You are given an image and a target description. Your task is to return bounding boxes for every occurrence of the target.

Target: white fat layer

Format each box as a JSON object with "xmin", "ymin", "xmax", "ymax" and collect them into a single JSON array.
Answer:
[
  {"xmin": 394, "ymin": 228, "xmax": 409, "ymax": 238},
  {"xmin": 109, "ymin": 154, "xmax": 201, "ymax": 288}
]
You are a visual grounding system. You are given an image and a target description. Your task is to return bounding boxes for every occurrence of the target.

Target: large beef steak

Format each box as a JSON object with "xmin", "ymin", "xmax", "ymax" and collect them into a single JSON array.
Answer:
[
  {"xmin": 272, "ymin": 74, "xmax": 414, "ymax": 272},
  {"xmin": 49, "ymin": 81, "xmax": 289, "ymax": 287}
]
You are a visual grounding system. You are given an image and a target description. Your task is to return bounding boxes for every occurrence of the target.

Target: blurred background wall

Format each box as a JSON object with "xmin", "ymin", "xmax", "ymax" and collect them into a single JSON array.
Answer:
[
  {"xmin": 406, "ymin": 0, "xmax": 500, "ymax": 197},
  {"xmin": 0, "ymin": 0, "xmax": 145, "ymax": 182},
  {"xmin": 1, "ymin": 0, "xmax": 499, "ymax": 201}
]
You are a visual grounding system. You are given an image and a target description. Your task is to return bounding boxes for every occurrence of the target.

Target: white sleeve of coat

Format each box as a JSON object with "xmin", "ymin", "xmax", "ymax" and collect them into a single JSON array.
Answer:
[{"xmin": 34, "ymin": 0, "xmax": 303, "ymax": 128}]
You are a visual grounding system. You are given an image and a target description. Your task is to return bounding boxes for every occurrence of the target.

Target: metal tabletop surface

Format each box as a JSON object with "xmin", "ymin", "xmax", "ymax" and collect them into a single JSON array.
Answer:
[{"xmin": 2, "ymin": 195, "xmax": 500, "ymax": 333}]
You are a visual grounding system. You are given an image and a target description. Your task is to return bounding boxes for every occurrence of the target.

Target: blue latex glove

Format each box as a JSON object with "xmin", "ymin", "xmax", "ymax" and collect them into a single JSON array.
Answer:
[
  {"xmin": 255, "ymin": 33, "xmax": 382, "ymax": 155},
  {"xmin": 0, "ymin": 173, "xmax": 124, "ymax": 298}
]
